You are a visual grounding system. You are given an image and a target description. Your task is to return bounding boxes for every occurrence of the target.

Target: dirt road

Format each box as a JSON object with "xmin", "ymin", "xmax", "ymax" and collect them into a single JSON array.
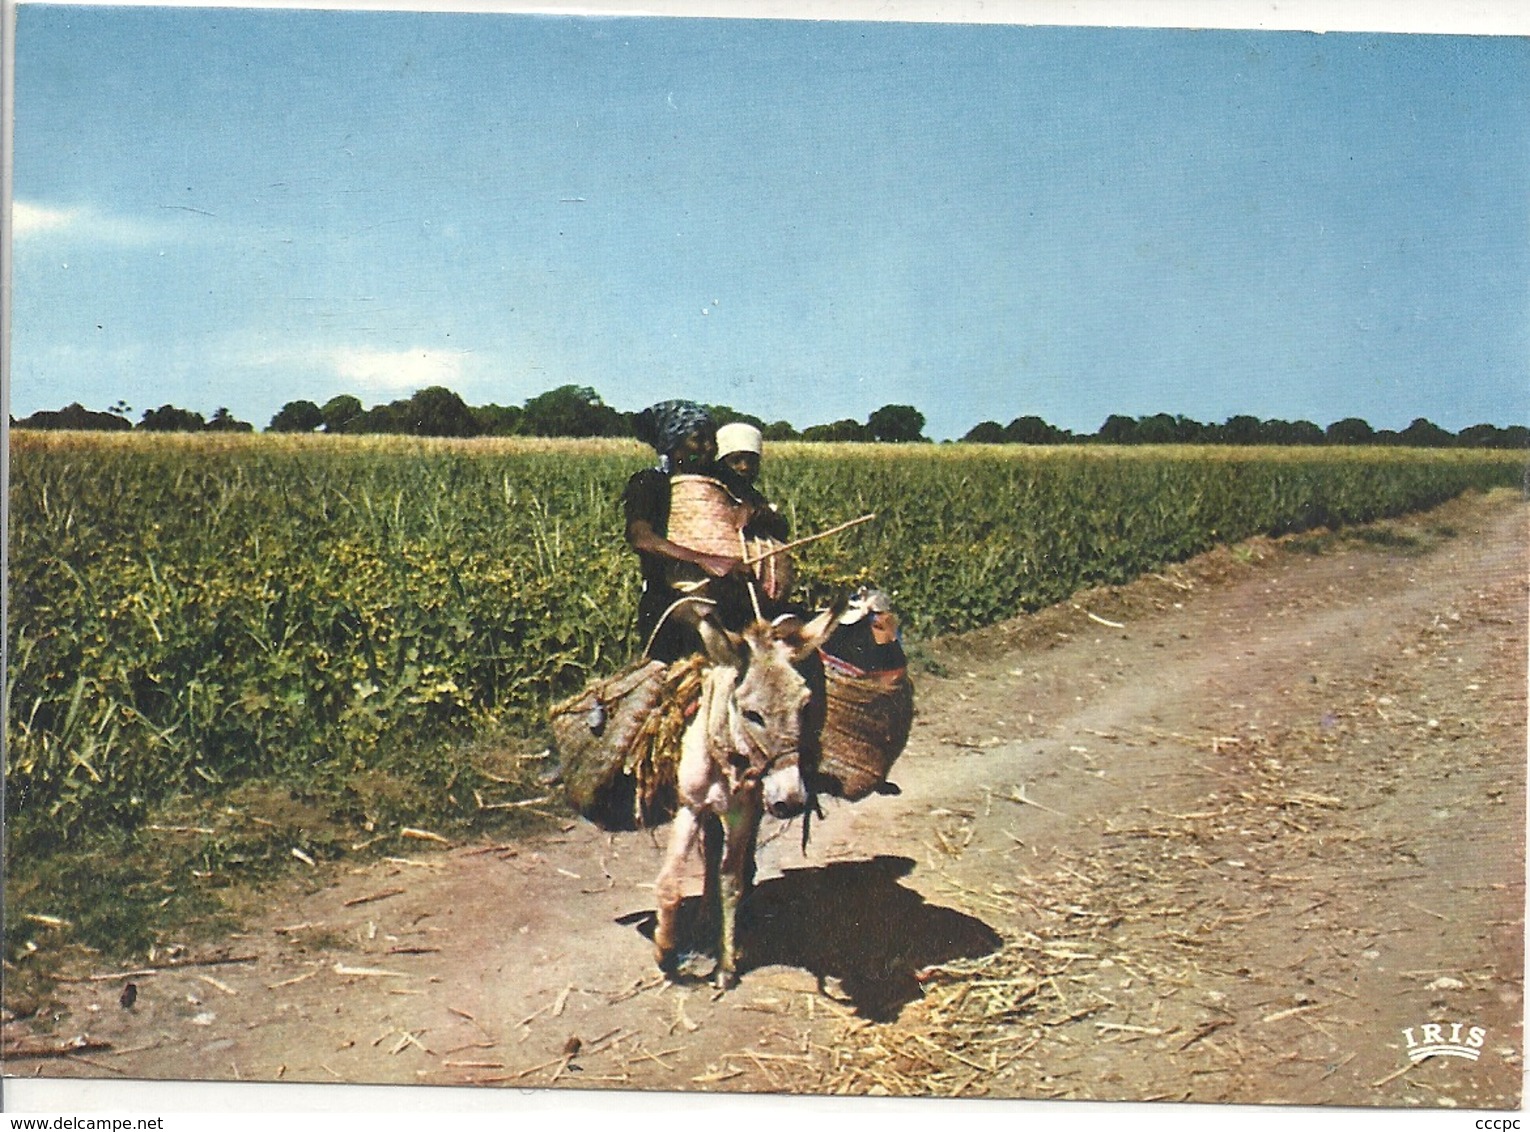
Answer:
[{"xmin": 11, "ymin": 489, "xmax": 1526, "ymax": 1112}]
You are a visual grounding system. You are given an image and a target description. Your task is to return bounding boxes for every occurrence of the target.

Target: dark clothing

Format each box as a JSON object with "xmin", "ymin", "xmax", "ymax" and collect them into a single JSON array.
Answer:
[
  {"xmin": 622, "ymin": 466, "xmax": 698, "ymax": 662},
  {"xmin": 743, "ymin": 499, "xmax": 790, "ymax": 543},
  {"xmin": 822, "ymin": 617, "xmax": 908, "ymax": 675},
  {"xmin": 622, "ymin": 466, "xmax": 674, "ymax": 616}
]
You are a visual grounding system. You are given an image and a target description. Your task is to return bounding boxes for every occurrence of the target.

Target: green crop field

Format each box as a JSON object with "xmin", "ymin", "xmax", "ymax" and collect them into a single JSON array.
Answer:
[{"xmin": 8, "ymin": 430, "xmax": 1524, "ymax": 861}]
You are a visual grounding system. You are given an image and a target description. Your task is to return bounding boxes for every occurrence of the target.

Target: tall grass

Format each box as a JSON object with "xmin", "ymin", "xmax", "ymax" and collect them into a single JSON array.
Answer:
[{"xmin": 8, "ymin": 431, "xmax": 1523, "ymax": 851}]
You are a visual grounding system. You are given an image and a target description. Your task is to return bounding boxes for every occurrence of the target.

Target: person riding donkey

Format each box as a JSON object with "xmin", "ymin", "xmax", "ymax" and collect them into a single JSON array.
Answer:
[
  {"xmin": 715, "ymin": 421, "xmax": 790, "ymax": 545},
  {"xmin": 553, "ymin": 400, "xmax": 909, "ymax": 897},
  {"xmin": 624, "ymin": 401, "xmax": 793, "ymax": 663}
]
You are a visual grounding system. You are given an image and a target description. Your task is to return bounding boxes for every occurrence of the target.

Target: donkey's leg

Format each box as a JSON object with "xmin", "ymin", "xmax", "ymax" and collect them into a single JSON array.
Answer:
[
  {"xmin": 714, "ymin": 794, "xmax": 763, "ymax": 990},
  {"xmin": 654, "ymin": 806, "xmax": 701, "ymax": 976},
  {"xmin": 700, "ymin": 810, "xmax": 724, "ymax": 946},
  {"xmin": 741, "ymin": 818, "xmax": 761, "ymax": 898}
]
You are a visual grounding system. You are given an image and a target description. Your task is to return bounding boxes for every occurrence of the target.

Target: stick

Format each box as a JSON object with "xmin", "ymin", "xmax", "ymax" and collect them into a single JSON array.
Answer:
[
  {"xmin": 503, "ymin": 1053, "xmax": 574, "ymax": 1080},
  {"xmin": 741, "ymin": 513, "xmax": 877, "ymax": 565},
  {"xmin": 267, "ymin": 969, "xmax": 320, "ymax": 990},
  {"xmin": 1006, "ymin": 784, "xmax": 1072, "ymax": 820},
  {"xmin": 668, "ymin": 512, "xmax": 880, "ymax": 598},
  {"xmin": 144, "ymin": 824, "xmax": 216, "ymax": 836},
  {"xmin": 149, "ymin": 954, "xmax": 259, "ymax": 970},
  {"xmin": 4, "ymin": 1036, "xmax": 114, "ymax": 1060},
  {"xmin": 1370, "ymin": 1061, "xmax": 1417, "ymax": 1088},
  {"xmin": 1076, "ymin": 607, "xmax": 1126, "ymax": 629},
  {"xmin": 343, "ymin": 888, "xmax": 405, "ymax": 908},
  {"xmin": 333, "ymin": 963, "xmax": 410, "ymax": 978},
  {"xmin": 1178, "ymin": 1019, "xmax": 1233, "ymax": 1051},
  {"xmin": 21, "ymin": 913, "xmax": 70, "ymax": 928},
  {"xmin": 475, "ymin": 796, "xmax": 551, "ymax": 811},
  {"xmin": 1262, "ymin": 1003, "xmax": 1323, "ymax": 1024},
  {"xmin": 56, "ymin": 969, "xmax": 158, "ymax": 984}
]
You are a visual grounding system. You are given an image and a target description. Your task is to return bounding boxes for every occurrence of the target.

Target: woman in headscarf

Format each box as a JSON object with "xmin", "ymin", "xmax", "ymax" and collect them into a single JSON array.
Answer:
[{"xmin": 623, "ymin": 400, "xmax": 752, "ymax": 662}]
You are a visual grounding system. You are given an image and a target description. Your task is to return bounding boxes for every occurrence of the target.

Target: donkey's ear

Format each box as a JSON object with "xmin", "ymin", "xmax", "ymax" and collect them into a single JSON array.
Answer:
[
  {"xmin": 768, "ymin": 613, "xmax": 805, "ymax": 640},
  {"xmin": 787, "ymin": 593, "xmax": 850, "ymax": 664},
  {"xmin": 697, "ymin": 616, "xmax": 743, "ymax": 668}
]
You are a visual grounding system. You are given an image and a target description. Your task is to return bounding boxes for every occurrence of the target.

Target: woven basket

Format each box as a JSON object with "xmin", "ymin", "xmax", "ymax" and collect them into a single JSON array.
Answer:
[
  {"xmin": 549, "ymin": 657, "xmax": 705, "ymax": 830},
  {"xmin": 666, "ymin": 474, "xmax": 793, "ymax": 598},
  {"xmin": 815, "ymin": 664, "xmax": 915, "ymax": 801},
  {"xmin": 667, "ymin": 475, "xmax": 748, "ymax": 557}
]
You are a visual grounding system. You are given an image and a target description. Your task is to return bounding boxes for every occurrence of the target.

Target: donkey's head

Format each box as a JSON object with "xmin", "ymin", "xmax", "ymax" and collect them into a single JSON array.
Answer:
[{"xmin": 697, "ymin": 602, "xmax": 842, "ymax": 815}]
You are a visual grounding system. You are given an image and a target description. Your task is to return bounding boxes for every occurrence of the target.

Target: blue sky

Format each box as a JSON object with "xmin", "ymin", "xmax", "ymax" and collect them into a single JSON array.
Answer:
[{"xmin": 8, "ymin": 4, "xmax": 1529, "ymax": 439}]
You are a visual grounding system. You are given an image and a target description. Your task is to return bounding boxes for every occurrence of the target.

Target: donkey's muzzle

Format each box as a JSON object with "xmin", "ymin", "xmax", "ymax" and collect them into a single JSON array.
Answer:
[{"xmin": 761, "ymin": 755, "xmax": 807, "ymax": 820}]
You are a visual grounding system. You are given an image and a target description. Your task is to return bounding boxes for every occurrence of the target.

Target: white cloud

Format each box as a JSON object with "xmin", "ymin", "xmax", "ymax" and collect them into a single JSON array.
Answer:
[
  {"xmin": 11, "ymin": 199, "xmax": 210, "ymax": 245},
  {"xmin": 242, "ymin": 340, "xmax": 473, "ymax": 394},
  {"xmin": 329, "ymin": 347, "xmax": 468, "ymax": 393},
  {"xmin": 12, "ymin": 201, "xmax": 82, "ymax": 237}
]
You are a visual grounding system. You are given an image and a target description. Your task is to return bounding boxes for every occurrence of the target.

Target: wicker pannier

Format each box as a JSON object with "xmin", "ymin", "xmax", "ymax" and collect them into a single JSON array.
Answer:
[
  {"xmin": 549, "ymin": 656, "xmax": 706, "ymax": 831},
  {"xmin": 813, "ymin": 661, "xmax": 915, "ymax": 802},
  {"xmin": 666, "ymin": 474, "xmax": 793, "ymax": 600}
]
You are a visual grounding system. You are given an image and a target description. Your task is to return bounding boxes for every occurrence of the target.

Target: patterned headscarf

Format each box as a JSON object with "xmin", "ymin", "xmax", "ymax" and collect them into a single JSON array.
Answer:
[{"xmin": 633, "ymin": 400, "xmax": 714, "ymax": 456}]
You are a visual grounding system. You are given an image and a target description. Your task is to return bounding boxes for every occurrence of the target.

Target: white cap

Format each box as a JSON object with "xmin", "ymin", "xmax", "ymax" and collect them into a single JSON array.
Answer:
[{"xmin": 716, "ymin": 422, "xmax": 763, "ymax": 458}]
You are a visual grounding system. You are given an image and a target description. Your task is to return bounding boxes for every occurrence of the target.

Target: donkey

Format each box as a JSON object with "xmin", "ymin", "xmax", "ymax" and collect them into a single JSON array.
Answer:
[{"xmin": 653, "ymin": 603, "xmax": 840, "ymax": 989}]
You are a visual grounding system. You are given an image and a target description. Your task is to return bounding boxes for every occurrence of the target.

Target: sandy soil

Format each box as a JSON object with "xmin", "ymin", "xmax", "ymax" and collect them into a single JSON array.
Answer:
[{"xmin": 8, "ymin": 489, "xmax": 1525, "ymax": 1112}]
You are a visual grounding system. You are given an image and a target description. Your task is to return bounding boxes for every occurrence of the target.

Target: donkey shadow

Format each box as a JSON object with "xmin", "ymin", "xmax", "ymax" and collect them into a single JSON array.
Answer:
[{"xmin": 624, "ymin": 855, "xmax": 1002, "ymax": 1022}]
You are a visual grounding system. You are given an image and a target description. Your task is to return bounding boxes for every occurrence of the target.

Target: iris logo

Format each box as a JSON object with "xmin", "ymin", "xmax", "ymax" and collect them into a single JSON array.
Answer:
[{"xmin": 1402, "ymin": 1022, "xmax": 1487, "ymax": 1062}]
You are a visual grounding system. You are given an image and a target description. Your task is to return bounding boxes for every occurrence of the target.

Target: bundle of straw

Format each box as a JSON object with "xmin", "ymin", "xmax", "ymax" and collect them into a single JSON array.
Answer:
[{"xmin": 621, "ymin": 654, "xmax": 708, "ymax": 826}]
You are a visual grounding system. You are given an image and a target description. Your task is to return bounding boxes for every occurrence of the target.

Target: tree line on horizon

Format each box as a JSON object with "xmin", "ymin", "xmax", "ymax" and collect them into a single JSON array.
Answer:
[{"xmin": 11, "ymin": 384, "xmax": 1529, "ymax": 450}]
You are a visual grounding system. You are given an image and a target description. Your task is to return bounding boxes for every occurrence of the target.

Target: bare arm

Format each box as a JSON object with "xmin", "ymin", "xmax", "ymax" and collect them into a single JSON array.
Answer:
[{"xmin": 627, "ymin": 517, "xmax": 747, "ymax": 580}]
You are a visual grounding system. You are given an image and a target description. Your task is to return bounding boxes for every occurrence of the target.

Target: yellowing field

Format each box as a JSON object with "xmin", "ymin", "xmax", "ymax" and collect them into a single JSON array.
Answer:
[{"xmin": 7, "ymin": 430, "xmax": 1523, "ymax": 849}]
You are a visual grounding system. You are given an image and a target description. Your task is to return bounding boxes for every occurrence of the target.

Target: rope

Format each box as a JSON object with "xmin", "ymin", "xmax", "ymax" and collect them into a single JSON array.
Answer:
[
  {"xmin": 642, "ymin": 594, "xmax": 718, "ymax": 660},
  {"xmin": 739, "ymin": 529, "xmax": 764, "ymax": 622}
]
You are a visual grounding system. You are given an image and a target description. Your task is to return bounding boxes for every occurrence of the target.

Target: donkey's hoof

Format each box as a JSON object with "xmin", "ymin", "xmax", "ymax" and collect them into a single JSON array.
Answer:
[
  {"xmin": 713, "ymin": 968, "xmax": 739, "ymax": 991},
  {"xmin": 656, "ymin": 947, "xmax": 682, "ymax": 979}
]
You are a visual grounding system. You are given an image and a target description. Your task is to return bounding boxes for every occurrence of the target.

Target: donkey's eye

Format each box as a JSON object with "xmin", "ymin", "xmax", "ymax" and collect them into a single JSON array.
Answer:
[{"xmin": 742, "ymin": 709, "xmax": 766, "ymax": 728}]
